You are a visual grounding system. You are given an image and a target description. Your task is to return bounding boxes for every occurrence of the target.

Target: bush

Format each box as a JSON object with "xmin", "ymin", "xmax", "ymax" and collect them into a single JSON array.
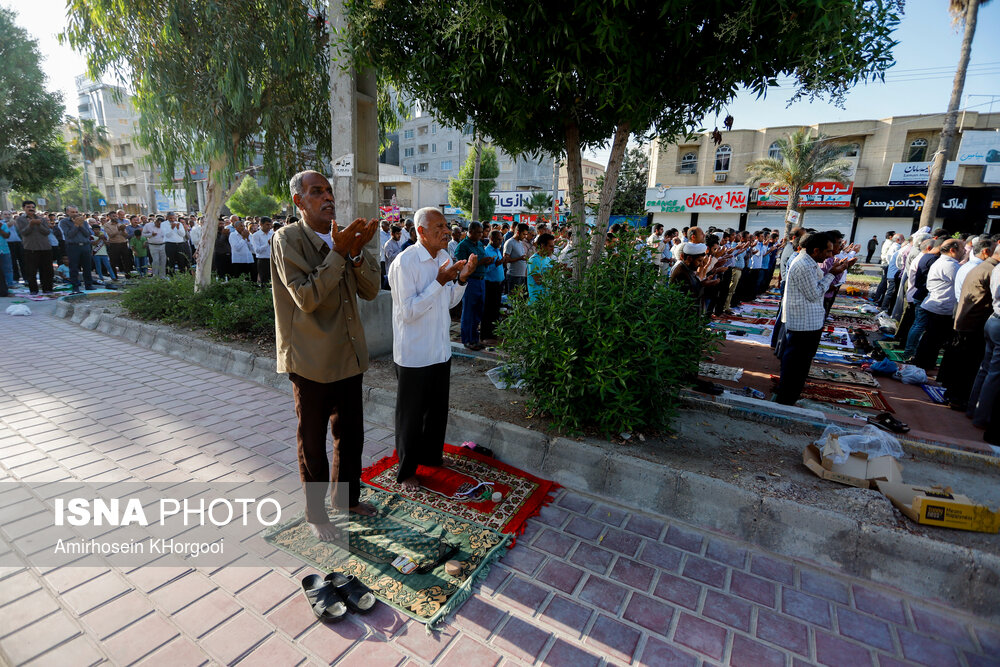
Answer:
[
  {"xmin": 498, "ymin": 230, "xmax": 712, "ymax": 436},
  {"xmin": 120, "ymin": 275, "xmax": 274, "ymax": 339}
]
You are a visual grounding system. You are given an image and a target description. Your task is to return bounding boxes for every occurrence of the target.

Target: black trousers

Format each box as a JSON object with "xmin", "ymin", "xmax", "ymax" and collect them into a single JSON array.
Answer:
[
  {"xmin": 896, "ymin": 300, "xmax": 916, "ymax": 348},
  {"xmin": 940, "ymin": 329, "xmax": 986, "ymax": 406},
  {"xmin": 289, "ymin": 372, "xmax": 364, "ymax": 523},
  {"xmin": 395, "ymin": 361, "xmax": 450, "ymax": 483},
  {"xmin": 231, "ymin": 261, "xmax": 253, "ymax": 281},
  {"xmin": 873, "ymin": 265, "xmax": 888, "ymax": 302},
  {"xmin": 66, "ymin": 242, "xmax": 94, "ymax": 291},
  {"xmin": 22, "ymin": 248, "xmax": 54, "ymax": 293},
  {"xmin": 256, "ymin": 257, "xmax": 270, "ymax": 284},
  {"xmin": 777, "ymin": 329, "xmax": 822, "ymax": 405},
  {"xmin": 914, "ymin": 311, "xmax": 953, "ymax": 370},
  {"xmin": 107, "ymin": 242, "xmax": 132, "ymax": 274},
  {"xmin": 8, "ymin": 241, "xmax": 24, "ymax": 282},
  {"xmin": 165, "ymin": 242, "xmax": 191, "ymax": 273},
  {"xmin": 214, "ymin": 254, "xmax": 231, "ymax": 278},
  {"xmin": 482, "ymin": 280, "xmax": 503, "ymax": 339},
  {"xmin": 711, "ymin": 268, "xmax": 733, "ymax": 316}
]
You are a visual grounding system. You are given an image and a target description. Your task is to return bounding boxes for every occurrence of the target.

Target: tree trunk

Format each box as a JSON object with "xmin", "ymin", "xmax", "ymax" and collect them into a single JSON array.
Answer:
[
  {"xmin": 588, "ymin": 122, "xmax": 632, "ymax": 269},
  {"xmin": 920, "ymin": 0, "xmax": 979, "ymax": 231},
  {"xmin": 470, "ymin": 134, "xmax": 482, "ymax": 222},
  {"xmin": 785, "ymin": 187, "xmax": 803, "ymax": 238},
  {"xmin": 565, "ymin": 121, "xmax": 586, "ymax": 279},
  {"xmin": 194, "ymin": 155, "xmax": 229, "ymax": 290}
]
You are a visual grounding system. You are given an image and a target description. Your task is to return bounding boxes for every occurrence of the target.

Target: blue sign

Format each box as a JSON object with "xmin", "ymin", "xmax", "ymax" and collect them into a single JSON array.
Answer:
[
  {"xmin": 97, "ymin": 199, "xmax": 107, "ymax": 207},
  {"xmin": 608, "ymin": 215, "xmax": 646, "ymax": 229}
]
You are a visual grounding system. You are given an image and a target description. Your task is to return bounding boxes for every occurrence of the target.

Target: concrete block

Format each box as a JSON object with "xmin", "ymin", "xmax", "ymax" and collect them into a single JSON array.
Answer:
[
  {"xmin": 490, "ymin": 421, "xmax": 548, "ymax": 473},
  {"xmin": 541, "ymin": 438, "xmax": 608, "ymax": 495},
  {"xmin": 359, "ymin": 291, "xmax": 393, "ymax": 359},
  {"xmin": 54, "ymin": 301, "xmax": 73, "ymax": 319},
  {"xmin": 70, "ymin": 304, "xmax": 90, "ymax": 324},
  {"xmin": 149, "ymin": 327, "xmax": 171, "ymax": 354},
  {"xmin": 136, "ymin": 323, "xmax": 156, "ymax": 348},
  {"xmin": 96, "ymin": 312, "xmax": 115, "ymax": 335},
  {"xmin": 444, "ymin": 409, "xmax": 494, "ymax": 451},
  {"xmin": 226, "ymin": 350, "xmax": 254, "ymax": 377},
  {"xmin": 121, "ymin": 320, "xmax": 141, "ymax": 343},
  {"xmin": 80, "ymin": 307, "xmax": 104, "ymax": 330},
  {"xmin": 363, "ymin": 387, "xmax": 396, "ymax": 426}
]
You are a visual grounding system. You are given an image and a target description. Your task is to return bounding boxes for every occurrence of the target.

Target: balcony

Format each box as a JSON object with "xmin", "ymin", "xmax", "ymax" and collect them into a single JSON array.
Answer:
[{"xmin": 380, "ymin": 198, "xmax": 412, "ymax": 209}]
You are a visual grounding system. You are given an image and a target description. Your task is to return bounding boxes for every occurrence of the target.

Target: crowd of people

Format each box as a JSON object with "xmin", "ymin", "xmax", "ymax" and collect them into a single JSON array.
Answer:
[{"xmin": 0, "ymin": 202, "xmax": 290, "ymax": 296}]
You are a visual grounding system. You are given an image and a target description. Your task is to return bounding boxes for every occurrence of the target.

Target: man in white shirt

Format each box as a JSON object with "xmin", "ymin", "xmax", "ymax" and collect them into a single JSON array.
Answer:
[
  {"xmin": 250, "ymin": 217, "xmax": 274, "ymax": 284},
  {"xmin": 229, "ymin": 218, "xmax": 256, "ymax": 281},
  {"xmin": 646, "ymin": 223, "xmax": 665, "ymax": 267},
  {"xmin": 776, "ymin": 232, "xmax": 849, "ymax": 405},
  {"xmin": 879, "ymin": 234, "xmax": 904, "ymax": 310},
  {"xmin": 142, "ymin": 216, "xmax": 168, "ymax": 278},
  {"xmin": 163, "ymin": 211, "xmax": 190, "ymax": 274},
  {"xmin": 873, "ymin": 230, "xmax": 896, "ymax": 302},
  {"xmin": 447, "ymin": 225, "xmax": 464, "ymax": 259},
  {"xmin": 189, "ymin": 217, "xmax": 203, "ymax": 260},
  {"xmin": 913, "ymin": 239, "xmax": 965, "ymax": 370},
  {"xmin": 382, "ymin": 225, "xmax": 404, "ymax": 269},
  {"xmin": 388, "ymin": 207, "xmax": 478, "ymax": 490},
  {"xmin": 378, "ymin": 219, "xmax": 392, "ymax": 288}
]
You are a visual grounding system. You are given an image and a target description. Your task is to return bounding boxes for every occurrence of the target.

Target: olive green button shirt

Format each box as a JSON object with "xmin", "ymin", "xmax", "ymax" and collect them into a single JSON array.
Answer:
[{"xmin": 271, "ymin": 220, "xmax": 380, "ymax": 383}]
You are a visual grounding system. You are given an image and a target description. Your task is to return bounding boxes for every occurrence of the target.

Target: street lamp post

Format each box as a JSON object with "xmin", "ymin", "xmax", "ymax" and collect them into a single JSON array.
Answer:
[{"xmin": 76, "ymin": 118, "xmax": 93, "ymax": 212}]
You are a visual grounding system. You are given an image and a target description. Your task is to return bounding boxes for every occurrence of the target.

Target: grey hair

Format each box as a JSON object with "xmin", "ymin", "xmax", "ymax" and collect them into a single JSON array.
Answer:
[
  {"xmin": 414, "ymin": 206, "xmax": 443, "ymax": 230},
  {"xmin": 289, "ymin": 170, "xmax": 326, "ymax": 198}
]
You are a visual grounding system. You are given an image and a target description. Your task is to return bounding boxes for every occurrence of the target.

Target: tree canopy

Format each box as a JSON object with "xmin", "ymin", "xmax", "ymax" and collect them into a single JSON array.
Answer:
[
  {"xmin": 347, "ymin": 0, "xmax": 902, "ymax": 271},
  {"xmin": 0, "ymin": 7, "xmax": 73, "ymax": 196},
  {"xmin": 226, "ymin": 175, "xmax": 282, "ymax": 218},
  {"xmin": 11, "ymin": 167, "xmax": 105, "ymax": 212},
  {"xmin": 449, "ymin": 145, "xmax": 499, "ymax": 221}
]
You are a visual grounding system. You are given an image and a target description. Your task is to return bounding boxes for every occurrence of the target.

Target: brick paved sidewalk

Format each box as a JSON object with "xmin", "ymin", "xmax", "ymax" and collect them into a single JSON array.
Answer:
[{"xmin": 0, "ymin": 309, "xmax": 998, "ymax": 666}]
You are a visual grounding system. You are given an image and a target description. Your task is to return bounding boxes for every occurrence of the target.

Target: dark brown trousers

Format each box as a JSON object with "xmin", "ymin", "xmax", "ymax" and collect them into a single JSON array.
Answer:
[{"xmin": 289, "ymin": 372, "xmax": 364, "ymax": 524}]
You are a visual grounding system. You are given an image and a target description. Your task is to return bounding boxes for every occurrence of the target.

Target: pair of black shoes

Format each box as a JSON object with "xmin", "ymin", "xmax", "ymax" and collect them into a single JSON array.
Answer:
[{"xmin": 302, "ymin": 572, "xmax": 377, "ymax": 621}]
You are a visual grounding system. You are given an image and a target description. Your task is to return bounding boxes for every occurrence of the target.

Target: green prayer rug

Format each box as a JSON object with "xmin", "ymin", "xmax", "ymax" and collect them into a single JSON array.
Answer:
[{"xmin": 263, "ymin": 485, "xmax": 509, "ymax": 630}]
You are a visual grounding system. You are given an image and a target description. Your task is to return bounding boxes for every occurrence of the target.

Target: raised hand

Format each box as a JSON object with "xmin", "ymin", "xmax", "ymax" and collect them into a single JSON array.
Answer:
[
  {"xmin": 436, "ymin": 258, "xmax": 467, "ymax": 285},
  {"xmin": 348, "ymin": 218, "xmax": 379, "ymax": 258},
  {"xmin": 332, "ymin": 218, "xmax": 364, "ymax": 257},
  {"xmin": 458, "ymin": 254, "xmax": 479, "ymax": 282}
]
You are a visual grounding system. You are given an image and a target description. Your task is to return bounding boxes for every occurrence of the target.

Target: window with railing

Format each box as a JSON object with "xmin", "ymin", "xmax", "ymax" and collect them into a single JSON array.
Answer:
[
  {"xmin": 679, "ymin": 152, "xmax": 698, "ymax": 174},
  {"xmin": 767, "ymin": 142, "xmax": 782, "ymax": 161},
  {"xmin": 907, "ymin": 138, "xmax": 928, "ymax": 162},
  {"xmin": 714, "ymin": 145, "xmax": 732, "ymax": 172}
]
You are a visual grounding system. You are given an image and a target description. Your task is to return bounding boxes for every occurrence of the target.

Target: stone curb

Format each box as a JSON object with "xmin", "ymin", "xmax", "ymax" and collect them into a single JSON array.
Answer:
[{"xmin": 54, "ymin": 298, "xmax": 1000, "ymax": 620}]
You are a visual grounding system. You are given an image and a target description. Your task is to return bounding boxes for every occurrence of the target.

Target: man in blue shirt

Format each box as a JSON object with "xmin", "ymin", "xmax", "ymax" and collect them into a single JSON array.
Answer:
[
  {"xmin": 58, "ymin": 206, "xmax": 95, "ymax": 294},
  {"xmin": 454, "ymin": 221, "xmax": 495, "ymax": 350},
  {"xmin": 482, "ymin": 229, "xmax": 508, "ymax": 343}
]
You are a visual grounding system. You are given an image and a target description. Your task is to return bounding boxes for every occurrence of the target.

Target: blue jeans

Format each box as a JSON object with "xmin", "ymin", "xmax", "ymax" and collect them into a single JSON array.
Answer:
[
  {"xmin": 460, "ymin": 278, "xmax": 486, "ymax": 345},
  {"xmin": 134, "ymin": 256, "xmax": 149, "ymax": 275},
  {"xmin": 66, "ymin": 242, "xmax": 94, "ymax": 291},
  {"xmin": 969, "ymin": 316, "xmax": 1000, "ymax": 428},
  {"xmin": 94, "ymin": 254, "xmax": 115, "ymax": 281},
  {"xmin": 905, "ymin": 301, "xmax": 930, "ymax": 358},
  {"xmin": 0, "ymin": 252, "xmax": 12, "ymax": 287}
]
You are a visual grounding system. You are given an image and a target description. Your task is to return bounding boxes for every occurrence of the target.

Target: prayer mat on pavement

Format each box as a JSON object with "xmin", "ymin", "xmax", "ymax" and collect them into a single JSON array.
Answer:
[
  {"xmin": 922, "ymin": 384, "xmax": 947, "ymax": 404},
  {"xmin": 699, "ymin": 363, "xmax": 744, "ymax": 382},
  {"xmin": 361, "ymin": 444, "xmax": 558, "ymax": 541},
  {"xmin": 771, "ymin": 376, "xmax": 893, "ymax": 412},
  {"xmin": 263, "ymin": 485, "xmax": 509, "ymax": 630},
  {"xmin": 710, "ymin": 322, "xmax": 767, "ymax": 335},
  {"xmin": 808, "ymin": 366, "xmax": 879, "ymax": 387}
]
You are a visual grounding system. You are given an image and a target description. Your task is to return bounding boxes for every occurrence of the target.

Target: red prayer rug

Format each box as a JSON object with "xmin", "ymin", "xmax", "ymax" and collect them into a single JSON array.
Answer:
[
  {"xmin": 361, "ymin": 444, "xmax": 559, "ymax": 543},
  {"xmin": 770, "ymin": 376, "xmax": 893, "ymax": 412}
]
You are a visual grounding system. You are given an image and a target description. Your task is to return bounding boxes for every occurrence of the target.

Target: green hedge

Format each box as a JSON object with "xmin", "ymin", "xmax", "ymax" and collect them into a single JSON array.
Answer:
[
  {"xmin": 120, "ymin": 275, "xmax": 274, "ymax": 338},
  {"xmin": 498, "ymin": 231, "xmax": 714, "ymax": 436}
]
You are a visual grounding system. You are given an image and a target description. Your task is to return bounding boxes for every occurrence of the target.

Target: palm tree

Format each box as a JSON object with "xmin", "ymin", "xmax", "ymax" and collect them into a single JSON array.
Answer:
[
  {"xmin": 920, "ymin": 0, "xmax": 989, "ymax": 230},
  {"xmin": 521, "ymin": 190, "xmax": 553, "ymax": 223},
  {"xmin": 745, "ymin": 127, "xmax": 852, "ymax": 237},
  {"xmin": 68, "ymin": 117, "xmax": 111, "ymax": 211}
]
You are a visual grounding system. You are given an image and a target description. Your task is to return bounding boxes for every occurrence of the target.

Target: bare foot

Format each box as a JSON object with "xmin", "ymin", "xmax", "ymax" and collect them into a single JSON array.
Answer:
[
  {"xmin": 349, "ymin": 502, "xmax": 377, "ymax": 517},
  {"xmin": 400, "ymin": 476, "xmax": 420, "ymax": 490},
  {"xmin": 308, "ymin": 522, "xmax": 339, "ymax": 541}
]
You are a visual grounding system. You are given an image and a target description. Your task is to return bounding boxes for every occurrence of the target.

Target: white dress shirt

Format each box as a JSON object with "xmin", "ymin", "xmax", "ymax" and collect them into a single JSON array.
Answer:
[
  {"xmin": 383, "ymin": 238, "xmax": 403, "ymax": 267},
  {"xmin": 379, "ymin": 228, "xmax": 391, "ymax": 262},
  {"xmin": 921, "ymin": 255, "xmax": 960, "ymax": 316},
  {"xmin": 189, "ymin": 224, "xmax": 202, "ymax": 248},
  {"xmin": 880, "ymin": 238, "xmax": 894, "ymax": 265},
  {"xmin": 142, "ymin": 221, "xmax": 166, "ymax": 245},
  {"xmin": 388, "ymin": 242, "xmax": 466, "ymax": 368},
  {"xmin": 447, "ymin": 238, "xmax": 460, "ymax": 259},
  {"xmin": 954, "ymin": 255, "xmax": 983, "ymax": 300},
  {"xmin": 748, "ymin": 242, "xmax": 764, "ymax": 269},
  {"xmin": 163, "ymin": 221, "xmax": 186, "ymax": 243},
  {"xmin": 781, "ymin": 252, "xmax": 835, "ymax": 331},
  {"xmin": 251, "ymin": 228, "xmax": 274, "ymax": 259},
  {"xmin": 229, "ymin": 230, "xmax": 255, "ymax": 263}
]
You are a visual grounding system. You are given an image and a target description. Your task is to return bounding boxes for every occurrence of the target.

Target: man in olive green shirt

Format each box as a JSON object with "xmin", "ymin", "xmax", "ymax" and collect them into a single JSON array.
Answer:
[{"xmin": 271, "ymin": 170, "xmax": 379, "ymax": 540}]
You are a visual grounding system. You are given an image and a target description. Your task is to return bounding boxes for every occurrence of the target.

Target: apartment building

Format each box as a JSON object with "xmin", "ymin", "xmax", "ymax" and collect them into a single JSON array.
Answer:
[
  {"xmin": 647, "ymin": 112, "xmax": 1000, "ymax": 241},
  {"xmin": 558, "ymin": 158, "xmax": 606, "ymax": 209}
]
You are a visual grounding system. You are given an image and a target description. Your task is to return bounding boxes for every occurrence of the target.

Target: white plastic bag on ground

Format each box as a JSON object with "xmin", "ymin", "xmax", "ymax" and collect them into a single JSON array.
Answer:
[
  {"xmin": 486, "ymin": 365, "xmax": 525, "ymax": 390},
  {"xmin": 5, "ymin": 304, "xmax": 31, "ymax": 316},
  {"xmin": 815, "ymin": 424, "xmax": 904, "ymax": 464},
  {"xmin": 898, "ymin": 364, "xmax": 927, "ymax": 385}
]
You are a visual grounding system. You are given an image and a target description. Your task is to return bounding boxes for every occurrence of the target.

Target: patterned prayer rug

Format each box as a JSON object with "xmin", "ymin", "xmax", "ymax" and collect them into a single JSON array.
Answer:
[
  {"xmin": 698, "ymin": 363, "xmax": 744, "ymax": 382},
  {"xmin": 808, "ymin": 366, "xmax": 880, "ymax": 388},
  {"xmin": 361, "ymin": 444, "xmax": 558, "ymax": 540},
  {"xmin": 922, "ymin": 384, "xmax": 947, "ymax": 404},
  {"xmin": 263, "ymin": 485, "xmax": 509, "ymax": 630},
  {"xmin": 771, "ymin": 376, "xmax": 893, "ymax": 412},
  {"xmin": 709, "ymin": 322, "xmax": 767, "ymax": 335}
]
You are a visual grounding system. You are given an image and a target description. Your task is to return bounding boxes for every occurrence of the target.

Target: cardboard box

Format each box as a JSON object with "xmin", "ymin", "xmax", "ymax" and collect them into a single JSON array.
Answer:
[
  {"xmin": 802, "ymin": 444, "xmax": 903, "ymax": 489},
  {"xmin": 875, "ymin": 482, "xmax": 1000, "ymax": 533}
]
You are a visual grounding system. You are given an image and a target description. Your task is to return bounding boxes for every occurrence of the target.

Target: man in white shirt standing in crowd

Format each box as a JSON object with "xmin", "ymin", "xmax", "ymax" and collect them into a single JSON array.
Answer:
[
  {"xmin": 163, "ymin": 211, "xmax": 190, "ymax": 274},
  {"xmin": 913, "ymin": 239, "xmax": 965, "ymax": 370},
  {"xmin": 378, "ymin": 219, "xmax": 391, "ymax": 289},
  {"xmin": 447, "ymin": 225, "xmax": 464, "ymax": 259},
  {"xmin": 873, "ymin": 230, "xmax": 896, "ymax": 303},
  {"xmin": 142, "ymin": 215, "xmax": 168, "ymax": 278},
  {"xmin": 879, "ymin": 233, "xmax": 904, "ymax": 310},
  {"xmin": 954, "ymin": 236, "xmax": 991, "ymax": 301},
  {"xmin": 503, "ymin": 223, "xmax": 530, "ymax": 293},
  {"xmin": 776, "ymin": 232, "xmax": 850, "ymax": 405},
  {"xmin": 382, "ymin": 224, "xmax": 404, "ymax": 272},
  {"xmin": 189, "ymin": 216, "xmax": 203, "ymax": 261},
  {"xmin": 646, "ymin": 223, "xmax": 665, "ymax": 271},
  {"xmin": 388, "ymin": 206, "xmax": 478, "ymax": 490},
  {"xmin": 251, "ymin": 217, "xmax": 274, "ymax": 284},
  {"xmin": 229, "ymin": 218, "xmax": 256, "ymax": 281}
]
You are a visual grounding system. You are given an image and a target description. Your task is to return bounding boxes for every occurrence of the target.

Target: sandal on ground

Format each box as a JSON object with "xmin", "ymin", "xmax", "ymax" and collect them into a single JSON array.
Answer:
[
  {"xmin": 867, "ymin": 412, "xmax": 909, "ymax": 434},
  {"xmin": 301, "ymin": 574, "xmax": 347, "ymax": 622},
  {"xmin": 326, "ymin": 572, "xmax": 377, "ymax": 614}
]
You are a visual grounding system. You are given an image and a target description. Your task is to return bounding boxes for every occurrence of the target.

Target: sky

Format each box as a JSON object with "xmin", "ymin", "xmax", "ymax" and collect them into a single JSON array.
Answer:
[{"xmin": 11, "ymin": 0, "xmax": 1000, "ymax": 165}]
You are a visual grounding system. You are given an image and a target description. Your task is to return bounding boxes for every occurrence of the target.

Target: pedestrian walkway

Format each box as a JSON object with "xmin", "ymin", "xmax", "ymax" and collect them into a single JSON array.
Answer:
[{"xmin": 0, "ymin": 307, "xmax": 998, "ymax": 666}]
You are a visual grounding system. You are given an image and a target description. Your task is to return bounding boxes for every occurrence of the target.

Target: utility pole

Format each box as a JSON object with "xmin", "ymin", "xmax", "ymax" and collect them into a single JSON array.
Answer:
[
  {"xmin": 329, "ymin": 0, "xmax": 378, "ymax": 229},
  {"xmin": 471, "ymin": 133, "xmax": 482, "ymax": 222},
  {"xmin": 551, "ymin": 155, "xmax": 559, "ymax": 224},
  {"xmin": 76, "ymin": 118, "xmax": 92, "ymax": 211}
]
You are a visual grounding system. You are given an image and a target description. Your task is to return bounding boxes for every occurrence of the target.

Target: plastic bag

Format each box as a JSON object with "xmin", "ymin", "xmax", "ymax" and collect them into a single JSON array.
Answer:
[
  {"xmin": 869, "ymin": 358, "xmax": 898, "ymax": 376},
  {"xmin": 815, "ymin": 424, "xmax": 904, "ymax": 464},
  {"xmin": 5, "ymin": 304, "xmax": 31, "ymax": 316},
  {"xmin": 898, "ymin": 364, "xmax": 927, "ymax": 385}
]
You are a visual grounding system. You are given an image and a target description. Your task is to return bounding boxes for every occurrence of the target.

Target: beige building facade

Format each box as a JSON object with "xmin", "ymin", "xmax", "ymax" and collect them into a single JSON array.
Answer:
[
  {"xmin": 648, "ymin": 112, "xmax": 1000, "ymax": 241},
  {"xmin": 559, "ymin": 158, "xmax": 606, "ymax": 209}
]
